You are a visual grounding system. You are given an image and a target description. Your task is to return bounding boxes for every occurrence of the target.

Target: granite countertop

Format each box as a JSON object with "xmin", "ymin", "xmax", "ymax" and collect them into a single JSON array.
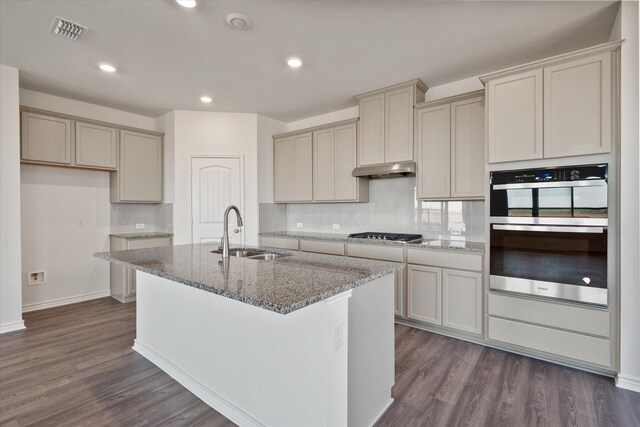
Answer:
[
  {"xmin": 95, "ymin": 243, "xmax": 401, "ymax": 315},
  {"xmin": 109, "ymin": 232, "xmax": 174, "ymax": 240},
  {"xmin": 259, "ymin": 231, "xmax": 485, "ymax": 254}
]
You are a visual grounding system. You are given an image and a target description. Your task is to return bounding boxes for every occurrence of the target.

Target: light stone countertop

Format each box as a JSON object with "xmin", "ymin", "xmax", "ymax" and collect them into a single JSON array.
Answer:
[
  {"xmin": 109, "ymin": 232, "xmax": 174, "ymax": 240},
  {"xmin": 259, "ymin": 231, "xmax": 485, "ymax": 254},
  {"xmin": 95, "ymin": 243, "xmax": 402, "ymax": 315}
]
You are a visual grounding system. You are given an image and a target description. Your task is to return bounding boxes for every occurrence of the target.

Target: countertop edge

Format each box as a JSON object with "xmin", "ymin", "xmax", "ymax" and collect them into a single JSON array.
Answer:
[
  {"xmin": 94, "ymin": 252, "xmax": 402, "ymax": 315},
  {"xmin": 259, "ymin": 231, "xmax": 485, "ymax": 254}
]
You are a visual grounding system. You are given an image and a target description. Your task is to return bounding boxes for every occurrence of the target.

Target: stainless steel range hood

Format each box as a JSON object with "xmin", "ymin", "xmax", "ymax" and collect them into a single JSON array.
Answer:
[{"xmin": 352, "ymin": 161, "xmax": 416, "ymax": 179}]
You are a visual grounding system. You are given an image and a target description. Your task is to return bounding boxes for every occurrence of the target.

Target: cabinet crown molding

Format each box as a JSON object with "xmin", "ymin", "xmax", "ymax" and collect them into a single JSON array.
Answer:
[
  {"xmin": 19, "ymin": 106, "xmax": 164, "ymax": 137},
  {"xmin": 479, "ymin": 40, "xmax": 623, "ymax": 84},
  {"xmin": 272, "ymin": 118, "xmax": 358, "ymax": 140},
  {"xmin": 415, "ymin": 90, "xmax": 485, "ymax": 110},
  {"xmin": 355, "ymin": 79, "xmax": 428, "ymax": 99}
]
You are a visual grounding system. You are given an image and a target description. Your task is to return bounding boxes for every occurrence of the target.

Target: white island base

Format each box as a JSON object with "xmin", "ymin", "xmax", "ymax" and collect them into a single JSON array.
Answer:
[{"xmin": 133, "ymin": 271, "xmax": 395, "ymax": 427}]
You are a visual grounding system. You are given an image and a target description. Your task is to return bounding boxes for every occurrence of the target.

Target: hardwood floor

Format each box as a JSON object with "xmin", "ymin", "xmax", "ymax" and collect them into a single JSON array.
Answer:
[{"xmin": 1, "ymin": 298, "xmax": 638, "ymax": 426}]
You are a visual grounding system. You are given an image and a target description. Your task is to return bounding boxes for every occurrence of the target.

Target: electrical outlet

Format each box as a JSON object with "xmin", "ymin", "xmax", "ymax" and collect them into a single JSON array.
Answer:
[
  {"xmin": 332, "ymin": 224, "xmax": 340, "ymax": 230},
  {"xmin": 334, "ymin": 323, "xmax": 344, "ymax": 350},
  {"xmin": 135, "ymin": 223, "xmax": 145, "ymax": 229},
  {"xmin": 28, "ymin": 271, "xmax": 46, "ymax": 286},
  {"xmin": 296, "ymin": 222, "xmax": 303, "ymax": 228}
]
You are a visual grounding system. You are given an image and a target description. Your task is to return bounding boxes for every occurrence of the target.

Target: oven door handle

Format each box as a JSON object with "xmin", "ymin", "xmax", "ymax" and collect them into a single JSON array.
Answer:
[
  {"xmin": 492, "ymin": 224, "xmax": 605, "ymax": 234},
  {"xmin": 492, "ymin": 179, "xmax": 606, "ymax": 190}
]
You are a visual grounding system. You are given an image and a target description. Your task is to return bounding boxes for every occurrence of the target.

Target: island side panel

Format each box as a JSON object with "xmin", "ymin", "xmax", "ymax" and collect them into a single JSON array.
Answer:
[
  {"xmin": 133, "ymin": 271, "xmax": 350, "ymax": 427},
  {"xmin": 348, "ymin": 273, "xmax": 396, "ymax": 427}
]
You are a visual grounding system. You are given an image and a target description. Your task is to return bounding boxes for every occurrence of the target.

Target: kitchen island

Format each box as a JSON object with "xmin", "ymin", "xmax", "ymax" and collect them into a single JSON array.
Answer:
[{"xmin": 96, "ymin": 243, "xmax": 402, "ymax": 427}]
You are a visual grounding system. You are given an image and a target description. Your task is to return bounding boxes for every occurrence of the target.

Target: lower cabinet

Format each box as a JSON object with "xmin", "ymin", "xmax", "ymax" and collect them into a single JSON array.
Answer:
[
  {"xmin": 407, "ymin": 264, "xmax": 483, "ymax": 335},
  {"xmin": 110, "ymin": 235, "xmax": 171, "ymax": 302}
]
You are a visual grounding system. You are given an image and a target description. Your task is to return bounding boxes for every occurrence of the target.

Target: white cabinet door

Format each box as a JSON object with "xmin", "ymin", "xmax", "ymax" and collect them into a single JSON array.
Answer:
[
  {"xmin": 116, "ymin": 130, "xmax": 162, "ymax": 203},
  {"xmin": 487, "ymin": 69, "xmax": 543, "ymax": 163},
  {"xmin": 385, "ymin": 86, "xmax": 414, "ymax": 162},
  {"xmin": 543, "ymin": 52, "xmax": 612, "ymax": 158},
  {"xmin": 274, "ymin": 136, "xmax": 294, "ymax": 202},
  {"xmin": 416, "ymin": 104, "xmax": 450, "ymax": 199},
  {"xmin": 407, "ymin": 264, "xmax": 442, "ymax": 325},
  {"xmin": 292, "ymin": 132, "xmax": 313, "ymax": 202},
  {"xmin": 334, "ymin": 123, "xmax": 358, "ymax": 201},
  {"xmin": 451, "ymin": 96, "xmax": 485, "ymax": 198},
  {"xmin": 21, "ymin": 112, "xmax": 71, "ymax": 164},
  {"xmin": 75, "ymin": 121, "xmax": 118, "ymax": 169},
  {"xmin": 313, "ymin": 128, "xmax": 335, "ymax": 201},
  {"xmin": 358, "ymin": 94, "xmax": 385, "ymax": 166},
  {"xmin": 442, "ymin": 269, "xmax": 482, "ymax": 335}
]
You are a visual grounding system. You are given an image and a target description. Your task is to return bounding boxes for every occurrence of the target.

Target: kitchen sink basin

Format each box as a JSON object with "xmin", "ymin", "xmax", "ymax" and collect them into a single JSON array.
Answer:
[{"xmin": 210, "ymin": 248, "xmax": 290, "ymax": 260}]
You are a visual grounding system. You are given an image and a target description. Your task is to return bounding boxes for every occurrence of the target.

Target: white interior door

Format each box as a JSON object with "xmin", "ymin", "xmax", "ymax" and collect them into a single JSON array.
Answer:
[{"xmin": 191, "ymin": 156, "xmax": 244, "ymax": 245}]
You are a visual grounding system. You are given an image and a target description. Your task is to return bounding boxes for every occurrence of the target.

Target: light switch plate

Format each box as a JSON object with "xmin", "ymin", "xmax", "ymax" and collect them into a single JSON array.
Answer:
[{"xmin": 135, "ymin": 223, "xmax": 145, "ymax": 229}]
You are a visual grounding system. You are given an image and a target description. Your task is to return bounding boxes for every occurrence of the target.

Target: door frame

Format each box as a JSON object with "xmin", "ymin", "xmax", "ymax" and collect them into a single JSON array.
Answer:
[{"xmin": 187, "ymin": 154, "xmax": 245, "ymax": 245}]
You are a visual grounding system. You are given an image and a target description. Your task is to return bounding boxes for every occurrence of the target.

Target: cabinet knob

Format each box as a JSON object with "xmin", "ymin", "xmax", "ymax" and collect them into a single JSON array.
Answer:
[{"xmin": 234, "ymin": 229, "xmax": 241, "ymax": 234}]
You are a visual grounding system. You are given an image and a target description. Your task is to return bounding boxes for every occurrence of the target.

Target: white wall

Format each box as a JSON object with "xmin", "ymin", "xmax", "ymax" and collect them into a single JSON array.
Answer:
[
  {"xmin": 617, "ymin": 0, "xmax": 640, "ymax": 392},
  {"xmin": 172, "ymin": 111, "xmax": 260, "ymax": 246},
  {"xmin": 286, "ymin": 106, "xmax": 359, "ymax": 133},
  {"xmin": 0, "ymin": 64, "xmax": 24, "ymax": 333},
  {"xmin": 21, "ymin": 166, "xmax": 111, "ymax": 311},
  {"xmin": 19, "ymin": 90, "xmax": 160, "ymax": 310},
  {"xmin": 257, "ymin": 114, "xmax": 286, "ymax": 203},
  {"xmin": 20, "ymin": 89, "xmax": 159, "ymax": 132},
  {"xmin": 157, "ymin": 111, "xmax": 176, "ymax": 203}
]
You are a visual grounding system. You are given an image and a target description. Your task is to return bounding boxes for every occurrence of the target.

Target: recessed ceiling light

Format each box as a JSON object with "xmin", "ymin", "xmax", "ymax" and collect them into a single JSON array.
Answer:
[
  {"xmin": 287, "ymin": 57, "xmax": 302, "ymax": 69},
  {"xmin": 176, "ymin": 0, "xmax": 196, "ymax": 8},
  {"xmin": 226, "ymin": 13, "xmax": 251, "ymax": 30},
  {"xmin": 98, "ymin": 63, "xmax": 116, "ymax": 73},
  {"xmin": 200, "ymin": 96, "xmax": 213, "ymax": 103}
]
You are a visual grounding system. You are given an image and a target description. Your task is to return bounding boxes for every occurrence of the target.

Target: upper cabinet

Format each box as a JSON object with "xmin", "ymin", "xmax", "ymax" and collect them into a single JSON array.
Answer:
[
  {"xmin": 20, "ymin": 107, "xmax": 163, "ymax": 203},
  {"xmin": 415, "ymin": 92, "xmax": 485, "ymax": 200},
  {"xmin": 274, "ymin": 132, "xmax": 313, "ymax": 203},
  {"xmin": 274, "ymin": 119, "xmax": 368, "ymax": 204},
  {"xmin": 75, "ymin": 121, "xmax": 118, "ymax": 169},
  {"xmin": 111, "ymin": 130, "xmax": 163, "ymax": 203},
  {"xmin": 21, "ymin": 112, "xmax": 72, "ymax": 165},
  {"xmin": 482, "ymin": 42, "xmax": 620, "ymax": 163},
  {"xmin": 356, "ymin": 80, "xmax": 427, "ymax": 166}
]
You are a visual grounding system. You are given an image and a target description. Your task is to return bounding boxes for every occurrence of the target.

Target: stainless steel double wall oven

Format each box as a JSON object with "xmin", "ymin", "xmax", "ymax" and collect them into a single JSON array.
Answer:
[{"xmin": 489, "ymin": 164, "xmax": 608, "ymax": 306}]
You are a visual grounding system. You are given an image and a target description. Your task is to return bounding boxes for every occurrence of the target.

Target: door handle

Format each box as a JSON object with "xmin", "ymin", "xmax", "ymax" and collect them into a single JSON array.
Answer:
[
  {"xmin": 492, "ymin": 224, "xmax": 604, "ymax": 234},
  {"xmin": 492, "ymin": 179, "xmax": 606, "ymax": 190}
]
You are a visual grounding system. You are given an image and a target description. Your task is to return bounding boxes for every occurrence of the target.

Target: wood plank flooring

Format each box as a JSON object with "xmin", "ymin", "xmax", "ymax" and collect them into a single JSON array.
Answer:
[{"xmin": 1, "ymin": 298, "xmax": 638, "ymax": 426}]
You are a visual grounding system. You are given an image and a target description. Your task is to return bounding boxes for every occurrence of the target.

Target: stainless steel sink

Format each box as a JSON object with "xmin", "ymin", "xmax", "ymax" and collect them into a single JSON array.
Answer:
[{"xmin": 210, "ymin": 248, "xmax": 290, "ymax": 260}]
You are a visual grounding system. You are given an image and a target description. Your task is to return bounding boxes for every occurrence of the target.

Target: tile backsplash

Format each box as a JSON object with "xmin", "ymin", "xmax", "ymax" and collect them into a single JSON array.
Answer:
[
  {"xmin": 110, "ymin": 203, "xmax": 173, "ymax": 233},
  {"xmin": 265, "ymin": 177, "xmax": 485, "ymax": 242}
]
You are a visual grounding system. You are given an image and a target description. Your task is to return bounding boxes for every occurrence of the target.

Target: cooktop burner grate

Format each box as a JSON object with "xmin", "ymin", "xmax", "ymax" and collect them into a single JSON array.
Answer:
[{"xmin": 348, "ymin": 232, "xmax": 423, "ymax": 243}]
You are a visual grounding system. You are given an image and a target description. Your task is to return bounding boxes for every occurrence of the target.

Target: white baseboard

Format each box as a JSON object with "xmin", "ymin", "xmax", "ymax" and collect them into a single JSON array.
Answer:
[
  {"xmin": 368, "ymin": 397, "xmax": 394, "ymax": 427},
  {"xmin": 616, "ymin": 373, "xmax": 640, "ymax": 393},
  {"xmin": 22, "ymin": 290, "xmax": 111, "ymax": 313},
  {"xmin": 0, "ymin": 320, "xmax": 26, "ymax": 334},
  {"xmin": 133, "ymin": 339, "xmax": 264, "ymax": 427}
]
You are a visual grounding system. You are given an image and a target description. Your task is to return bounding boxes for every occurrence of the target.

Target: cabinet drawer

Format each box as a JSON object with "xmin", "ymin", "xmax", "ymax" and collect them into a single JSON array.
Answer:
[
  {"xmin": 299, "ymin": 240, "xmax": 345, "ymax": 256},
  {"xmin": 407, "ymin": 249, "xmax": 482, "ymax": 271},
  {"xmin": 488, "ymin": 317, "xmax": 611, "ymax": 367},
  {"xmin": 127, "ymin": 237, "xmax": 171, "ymax": 250},
  {"xmin": 488, "ymin": 293, "xmax": 610, "ymax": 338},
  {"xmin": 260, "ymin": 236, "xmax": 299, "ymax": 250},
  {"xmin": 347, "ymin": 244, "xmax": 403, "ymax": 262}
]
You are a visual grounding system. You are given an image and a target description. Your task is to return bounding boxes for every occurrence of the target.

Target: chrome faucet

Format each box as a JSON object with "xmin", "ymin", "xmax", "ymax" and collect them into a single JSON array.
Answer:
[{"xmin": 219, "ymin": 205, "xmax": 243, "ymax": 258}]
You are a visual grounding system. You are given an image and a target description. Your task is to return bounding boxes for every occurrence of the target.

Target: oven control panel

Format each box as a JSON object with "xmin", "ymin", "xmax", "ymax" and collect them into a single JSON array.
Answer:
[{"xmin": 490, "ymin": 164, "xmax": 608, "ymax": 185}]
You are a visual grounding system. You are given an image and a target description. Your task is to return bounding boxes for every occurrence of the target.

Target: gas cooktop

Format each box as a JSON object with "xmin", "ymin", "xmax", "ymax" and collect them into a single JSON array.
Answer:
[{"xmin": 348, "ymin": 232, "xmax": 423, "ymax": 243}]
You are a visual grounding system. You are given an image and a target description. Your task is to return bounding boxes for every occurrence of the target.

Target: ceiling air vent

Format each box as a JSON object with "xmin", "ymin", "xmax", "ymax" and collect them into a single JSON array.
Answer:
[{"xmin": 49, "ymin": 16, "xmax": 88, "ymax": 40}]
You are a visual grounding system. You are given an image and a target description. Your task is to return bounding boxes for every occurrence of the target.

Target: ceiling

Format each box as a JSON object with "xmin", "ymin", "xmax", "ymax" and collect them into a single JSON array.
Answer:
[{"xmin": 0, "ymin": 0, "xmax": 619, "ymax": 122}]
